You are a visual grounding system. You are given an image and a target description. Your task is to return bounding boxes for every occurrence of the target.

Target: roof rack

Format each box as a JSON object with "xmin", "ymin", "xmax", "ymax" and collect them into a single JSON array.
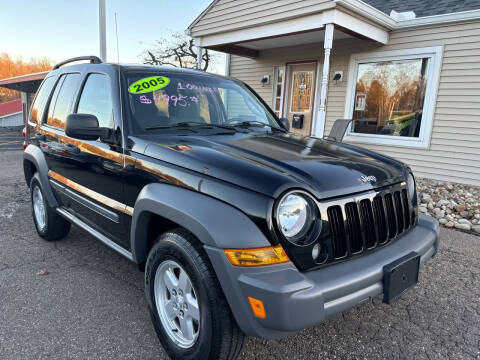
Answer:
[{"xmin": 53, "ymin": 56, "xmax": 102, "ymax": 70}]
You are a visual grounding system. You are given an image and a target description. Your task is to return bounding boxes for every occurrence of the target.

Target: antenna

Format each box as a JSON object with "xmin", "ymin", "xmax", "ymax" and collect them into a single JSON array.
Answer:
[{"xmin": 114, "ymin": 12, "xmax": 120, "ymax": 63}]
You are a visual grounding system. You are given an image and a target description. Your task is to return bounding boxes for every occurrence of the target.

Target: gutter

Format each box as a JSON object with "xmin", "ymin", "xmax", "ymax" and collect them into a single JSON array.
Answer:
[
  {"xmin": 398, "ymin": 9, "xmax": 480, "ymax": 28},
  {"xmin": 333, "ymin": 0, "xmax": 396, "ymax": 29}
]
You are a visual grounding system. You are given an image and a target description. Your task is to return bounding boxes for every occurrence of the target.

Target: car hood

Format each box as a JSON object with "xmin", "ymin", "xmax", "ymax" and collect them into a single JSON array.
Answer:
[{"xmin": 131, "ymin": 132, "xmax": 406, "ymax": 199}]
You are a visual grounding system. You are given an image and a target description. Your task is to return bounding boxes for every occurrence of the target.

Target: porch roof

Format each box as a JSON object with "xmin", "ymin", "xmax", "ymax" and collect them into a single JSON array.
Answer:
[{"xmin": 188, "ymin": 0, "xmax": 393, "ymax": 58}]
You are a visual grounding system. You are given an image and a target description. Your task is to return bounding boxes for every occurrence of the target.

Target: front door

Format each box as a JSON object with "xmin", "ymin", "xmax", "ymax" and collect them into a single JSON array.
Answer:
[{"xmin": 284, "ymin": 63, "xmax": 317, "ymax": 136}]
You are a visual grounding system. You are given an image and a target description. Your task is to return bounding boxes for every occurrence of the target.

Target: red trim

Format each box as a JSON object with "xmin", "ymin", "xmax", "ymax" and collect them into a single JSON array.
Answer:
[{"xmin": 0, "ymin": 99, "xmax": 22, "ymax": 117}]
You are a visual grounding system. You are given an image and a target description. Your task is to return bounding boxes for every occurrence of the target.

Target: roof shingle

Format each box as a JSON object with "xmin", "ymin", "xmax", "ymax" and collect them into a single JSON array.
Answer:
[{"xmin": 363, "ymin": 0, "xmax": 480, "ymax": 17}]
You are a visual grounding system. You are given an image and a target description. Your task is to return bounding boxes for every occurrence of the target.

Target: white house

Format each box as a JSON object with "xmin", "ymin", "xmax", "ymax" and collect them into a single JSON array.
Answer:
[{"xmin": 0, "ymin": 99, "xmax": 23, "ymax": 127}]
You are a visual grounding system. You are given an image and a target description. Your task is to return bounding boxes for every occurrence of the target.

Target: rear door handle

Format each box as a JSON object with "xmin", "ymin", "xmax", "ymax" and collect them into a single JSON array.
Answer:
[{"xmin": 30, "ymin": 133, "xmax": 46, "ymax": 141}]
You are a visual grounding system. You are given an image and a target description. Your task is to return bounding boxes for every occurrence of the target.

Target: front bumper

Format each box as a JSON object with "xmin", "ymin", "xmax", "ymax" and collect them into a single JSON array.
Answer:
[{"xmin": 204, "ymin": 214, "xmax": 439, "ymax": 339}]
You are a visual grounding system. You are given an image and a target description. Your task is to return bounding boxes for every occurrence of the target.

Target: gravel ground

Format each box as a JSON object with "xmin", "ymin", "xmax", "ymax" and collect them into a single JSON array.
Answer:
[
  {"xmin": 0, "ymin": 149, "xmax": 479, "ymax": 360},
  {"xmin": 417, "ymin": 178, "xmax": 480, "ymax": 234}
]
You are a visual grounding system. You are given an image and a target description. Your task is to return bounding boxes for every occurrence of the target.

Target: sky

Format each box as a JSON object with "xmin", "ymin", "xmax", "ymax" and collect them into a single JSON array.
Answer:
[{"xmin": 0, "ymin": 0, "xmax": 225, "ymax": 73}]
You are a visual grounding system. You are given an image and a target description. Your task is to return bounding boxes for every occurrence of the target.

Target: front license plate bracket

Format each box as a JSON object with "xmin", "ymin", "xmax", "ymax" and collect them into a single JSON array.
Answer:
[{"xmin": 383, "ymin": 251, "xmax": 420, "ymax": 304}]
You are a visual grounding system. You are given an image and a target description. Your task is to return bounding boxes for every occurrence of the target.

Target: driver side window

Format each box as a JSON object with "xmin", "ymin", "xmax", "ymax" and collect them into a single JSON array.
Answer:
[{"xmin": 77, "ymin": 73, "xmax": 113, "ymax": 128}]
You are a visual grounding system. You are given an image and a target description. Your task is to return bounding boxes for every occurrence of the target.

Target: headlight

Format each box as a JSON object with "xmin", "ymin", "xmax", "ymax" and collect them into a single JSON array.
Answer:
[
  {"xmin": 276, "ymin": 192, "xmax": 319, "ymax": 245},
  {"xmin": 407, "ymin": 172, "xmax": 416, "ymax": 201}
]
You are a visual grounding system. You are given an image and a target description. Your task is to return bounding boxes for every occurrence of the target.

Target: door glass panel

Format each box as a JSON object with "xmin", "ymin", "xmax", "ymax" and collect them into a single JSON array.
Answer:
[
  {"xmin": 47, "ymin": 73, "xmax": 81, "ymax": 129},
  {"xmin": 273, "ymin": 66, "xmax": 285, "ymax": 117},
  {"xmin": 77, "ymin": 73, "xmax": 114, "ymax": 128},
  {"xmin": 46, "ymin": 75, "xmax": 65, "ymax": 127},
  {"xmin": 30, "ymin": 76, "xmax": 56, "ymax": 124},
  {"xmin": 290, "ymin": 71, "xmax": 313, "ymax": 113}
]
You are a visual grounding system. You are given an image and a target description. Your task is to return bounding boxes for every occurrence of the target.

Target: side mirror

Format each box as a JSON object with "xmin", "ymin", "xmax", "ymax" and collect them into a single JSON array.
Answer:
[
  {"xmin": 279, "ymin": 117, "xmax": 290, "ymax": 132},
  {"xmin": 65, "ymin": 114, "xmax": 110, "ymax": 141}
]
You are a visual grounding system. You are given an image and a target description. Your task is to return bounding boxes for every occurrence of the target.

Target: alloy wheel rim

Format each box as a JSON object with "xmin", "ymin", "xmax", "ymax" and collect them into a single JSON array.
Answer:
[
  {"xmin": 154, "ymin": 259, "xmax": 200, "ymax": 349},
  {"xmin": 32, "ymin": 185, "xmax": 46, "ymax": 231}
]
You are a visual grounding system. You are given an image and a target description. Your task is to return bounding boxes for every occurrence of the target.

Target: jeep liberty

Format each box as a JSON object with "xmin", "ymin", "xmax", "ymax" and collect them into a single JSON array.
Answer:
[{"xmin": 24, "ymin": 56, "xmax": 439, "ymax": 360}]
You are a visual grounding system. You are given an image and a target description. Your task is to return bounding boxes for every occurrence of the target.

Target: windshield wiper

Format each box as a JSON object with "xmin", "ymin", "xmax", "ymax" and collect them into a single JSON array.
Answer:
[
  {"xmin": 146, "ymin": 122, "xmax": 203, "ymax": 130},
  {"xmin": 146, "ymin": 122, "xmax": 238, "ymax": 131},
  {"xmin": 229, "ymin": 120, "xmax": 285, "ymax": 132}
]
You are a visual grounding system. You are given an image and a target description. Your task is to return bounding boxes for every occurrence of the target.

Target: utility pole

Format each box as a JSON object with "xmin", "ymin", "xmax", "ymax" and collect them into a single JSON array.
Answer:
[{"xmin": 99, "ymin": 0, "xmax": 107, "ymax": 62}]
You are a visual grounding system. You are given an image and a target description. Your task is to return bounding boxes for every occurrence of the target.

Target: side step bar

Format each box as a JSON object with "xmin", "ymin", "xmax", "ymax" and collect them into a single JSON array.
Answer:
[{"xmin": 56, "ymin": 207, "xmax": 134, "ymax": 262}]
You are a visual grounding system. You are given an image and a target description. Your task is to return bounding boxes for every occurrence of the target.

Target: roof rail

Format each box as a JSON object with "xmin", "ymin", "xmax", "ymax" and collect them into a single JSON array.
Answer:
[{"xmin": 53, "ymin": 56, "xmax": 103, "ymax": 70}]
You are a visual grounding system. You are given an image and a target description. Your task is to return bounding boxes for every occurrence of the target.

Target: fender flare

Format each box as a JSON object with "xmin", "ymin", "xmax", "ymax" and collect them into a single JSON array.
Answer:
[
  {"xmin": 130, "ymin": 183, "xmax": 271, "ymax": 264},
  {"xmin": 23, "ymin": 144, "xmax": 58, "ymax": 208}
]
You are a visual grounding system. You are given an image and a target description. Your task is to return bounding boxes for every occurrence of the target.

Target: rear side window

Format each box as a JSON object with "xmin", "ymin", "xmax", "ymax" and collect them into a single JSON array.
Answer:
[
  {"xmin": 77, "ymin": 73, "xmax": 113, "ymax": 128},
  {"xmin": 46, "ymin": 73, "xmax": 81, "ymax": 129},
  {"xmin": 29, "ymin": 76, "xmax": 56, "ymax": 124}
]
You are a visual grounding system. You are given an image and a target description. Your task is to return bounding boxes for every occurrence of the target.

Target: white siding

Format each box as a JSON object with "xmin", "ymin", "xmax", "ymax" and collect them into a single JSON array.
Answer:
[
  {"xmin": 229, "ymin": 20, "xmax": 480, "ymax": 185},
  {"xmin": 0, "ymin": 112, "xmax": 23, "ymax": 127},
  {"xmin": 190, "ymin": 0, "xmax": 333, "ymax": 37}
]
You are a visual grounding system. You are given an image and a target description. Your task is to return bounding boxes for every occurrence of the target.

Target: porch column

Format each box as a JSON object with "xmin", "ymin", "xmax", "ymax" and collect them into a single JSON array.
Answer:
[
  {"xmin": 313, "ymin": 23, "xmax": 334, "ymax": 138},
  {"xmin": 196, "ymin": 46, "xmax": 203, "ymax": 70}
]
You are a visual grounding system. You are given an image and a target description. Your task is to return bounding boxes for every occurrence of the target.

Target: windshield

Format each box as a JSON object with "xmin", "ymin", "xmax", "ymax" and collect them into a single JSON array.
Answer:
[{"xmin": 124, "ymin": 71, "xmax": 281, "ymax": 133}]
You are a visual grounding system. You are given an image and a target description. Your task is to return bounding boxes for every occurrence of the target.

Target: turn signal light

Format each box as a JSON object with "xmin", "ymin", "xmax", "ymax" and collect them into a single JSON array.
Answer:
[{"xmin": 224, "ymin": 246, "xmax": 290, "ymax": 267}]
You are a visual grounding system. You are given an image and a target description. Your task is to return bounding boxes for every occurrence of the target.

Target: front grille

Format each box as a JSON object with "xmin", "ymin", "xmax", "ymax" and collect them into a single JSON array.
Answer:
[
  {"xmin": 325, "ymin": 184, "xmax": 414, "ymax": 263},
  {"xmin": 327, "ymin": 206, "xmax": 348, "ymax": 258}
]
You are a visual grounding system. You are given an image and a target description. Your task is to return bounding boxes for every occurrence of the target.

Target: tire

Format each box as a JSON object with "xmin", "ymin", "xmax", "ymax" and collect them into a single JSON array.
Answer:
[
  {"xmin": 30, "ymin": 173, "xmax": 70, "ymax": 241},
  {"xmin": 145, "ymin": 229, "xmax": 245, "ymax": 360}
]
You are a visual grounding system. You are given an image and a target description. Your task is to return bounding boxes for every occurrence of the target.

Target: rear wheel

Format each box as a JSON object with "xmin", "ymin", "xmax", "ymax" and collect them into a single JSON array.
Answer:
[
  {"xmin": 145, "ymin": 229, "xmax": 244, "ymax": 360},
  {"xmin": 30, "ymin": 173, "xmax": 70, "ymax": 241}
]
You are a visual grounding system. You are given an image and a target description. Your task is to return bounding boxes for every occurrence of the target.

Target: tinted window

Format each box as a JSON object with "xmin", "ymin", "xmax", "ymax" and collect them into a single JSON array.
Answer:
[
  {"xmin": 77, "ymin": 73, "xmax": 113, "ymax": 128},
  {"xmin": 46, "ymin": 73, "xmax": 81, "ymax": 129},
  {"xmin": 29, "ymin": 76, "xmax": 56, "ymax": 124},
  {"xmin": 46, "ymin": 75, "xmax": 66, "ymax": 127}
]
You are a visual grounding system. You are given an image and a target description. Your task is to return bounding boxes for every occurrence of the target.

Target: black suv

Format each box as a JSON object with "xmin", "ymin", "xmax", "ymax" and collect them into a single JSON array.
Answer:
[{"xmin": 24, "ymin": 56, "xmax": 439, "ymax": 360}]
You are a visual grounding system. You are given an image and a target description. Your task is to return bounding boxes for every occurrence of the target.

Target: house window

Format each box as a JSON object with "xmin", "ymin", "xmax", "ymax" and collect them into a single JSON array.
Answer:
[
  {"xmin": 344, "ymin": 47, "xmax": 443, "ymax": 148},
  {"xmin": 272, "ymin": 66, "xmax": 285, "ymax": 117}
]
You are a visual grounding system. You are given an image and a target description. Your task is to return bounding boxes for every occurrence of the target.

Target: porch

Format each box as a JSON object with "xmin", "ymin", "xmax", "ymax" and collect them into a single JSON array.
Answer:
[{"xmin": 188, "ymin": 2, "xmax": 394, "ymax": 139}]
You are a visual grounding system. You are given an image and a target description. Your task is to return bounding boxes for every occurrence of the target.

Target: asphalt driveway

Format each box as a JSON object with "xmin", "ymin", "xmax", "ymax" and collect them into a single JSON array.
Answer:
[
  {"xmin": 0, "ymin": 149, "xmax": 479, "ymax": 359},
  {"xmin": 0, "ymin": 127, "xmax": 23, "ymax": 151}
]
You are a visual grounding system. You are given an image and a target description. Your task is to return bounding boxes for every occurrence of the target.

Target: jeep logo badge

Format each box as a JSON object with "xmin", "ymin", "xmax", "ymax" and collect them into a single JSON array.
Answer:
[{"xmin": 359, "ymin": 175, "xmax": 377, "ymax": 184}]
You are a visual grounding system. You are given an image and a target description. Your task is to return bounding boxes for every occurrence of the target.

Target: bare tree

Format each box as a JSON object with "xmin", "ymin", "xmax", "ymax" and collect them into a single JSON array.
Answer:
[{"xmin": 142, "ymin": 32, "xmax": 214, "ymax": 71}]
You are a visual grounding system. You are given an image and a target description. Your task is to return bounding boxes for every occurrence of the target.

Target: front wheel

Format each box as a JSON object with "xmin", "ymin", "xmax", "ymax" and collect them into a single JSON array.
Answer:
[{"xmin": 145, "ymin": 229, "xmax": 244, "ymax": 360}]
